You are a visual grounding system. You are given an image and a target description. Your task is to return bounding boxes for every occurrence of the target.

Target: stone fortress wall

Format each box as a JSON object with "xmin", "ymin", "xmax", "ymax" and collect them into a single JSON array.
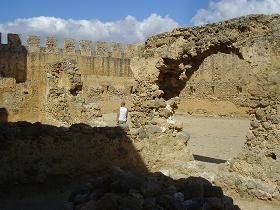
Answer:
[
  {"xmin": 130, "ymin": 14, "xmax": 280, "ymax": 201},
  {"xmin": 0, "ymin": 32, "xmax": 256, "ymax": 123},
  {"xmin": 0, "ymin": 33, "xmax": 138, "ymax": 123},
  {"xmin": 178, "ymin": 52, "xmax": 251, "ymax": 117},
  {"xmin": 0, "ymin": 33, "xmax": 137, "ymax": 81}
]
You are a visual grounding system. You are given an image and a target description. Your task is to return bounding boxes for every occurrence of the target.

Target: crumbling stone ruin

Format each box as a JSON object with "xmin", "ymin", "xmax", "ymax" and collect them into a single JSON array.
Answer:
[
  {"xmin": 0, "ymin": 119, "xmax": 191, "ymax": 187},
  {"xmin": 0, "ymin": 35, "xmax": 136, "ymax": 123},
  {"xmin": 66, "ymin": 167, "xmax": 240, "ymax": 210},
  {"xmin": 0, "ymin": 122, "xmax": 146, "ymax": 184},
  {"xmin": 0, "ymin": 31, "xmax": 192, "ymax": 188},
  {"xmin": 0, "ymin": 14, "xmax": 279, "ymax": 208},
  {"xmin": 130, "ymin": 14, "xmax": 280, "ymax": 201},
  {"xmin": 45, "ymin": 60, "xmax": 103, "ymax": 126}
]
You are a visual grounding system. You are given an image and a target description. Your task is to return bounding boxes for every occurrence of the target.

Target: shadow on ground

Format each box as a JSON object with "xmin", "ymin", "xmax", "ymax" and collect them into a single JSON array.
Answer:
[
  {"xmin": 0, "ymin": 115, "xmax": 240, "ymax": 209},
  {"xmin": 193, "ymin": 154, "xmax": 227, "ymax": 164},
  {"xmin": 65, "ymin": 167, "xmax": 241, "ymax": 210}
]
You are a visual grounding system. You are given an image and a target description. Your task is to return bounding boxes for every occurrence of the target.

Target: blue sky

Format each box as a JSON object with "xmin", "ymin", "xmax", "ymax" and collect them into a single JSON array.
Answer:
[
  {"xmin": 0, "ymin": 0, "xmax": 210, "ymax": 26},
  {"xmin": 0, "ymin": 0, "xmax": 279, "ymax": 43}
]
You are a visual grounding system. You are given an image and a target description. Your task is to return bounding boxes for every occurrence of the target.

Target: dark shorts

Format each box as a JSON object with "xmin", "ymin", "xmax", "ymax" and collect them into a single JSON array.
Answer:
[
  {"xmin": 118, "ymin": 121, "xmax": 129, "ymax": 131},
  {"xmin": 118, "ymin": 120, "xmax": 126, "ymax": 127}
]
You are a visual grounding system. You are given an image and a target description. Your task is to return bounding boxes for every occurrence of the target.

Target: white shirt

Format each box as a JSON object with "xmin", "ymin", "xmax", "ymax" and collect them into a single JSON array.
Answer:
[{"xmin": 118, "ymin": 107, "xmax": 128, "ymax": 122}]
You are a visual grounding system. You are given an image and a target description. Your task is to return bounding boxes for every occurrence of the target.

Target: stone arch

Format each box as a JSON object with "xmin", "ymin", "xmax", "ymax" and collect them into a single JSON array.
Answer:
[
  {"xmin": 130, "ymin": 15, "xmax": 280, "ymax": 201},
  {"xmin": 156, "ymin": 43, "xmax": 244, "ymax": 101}
]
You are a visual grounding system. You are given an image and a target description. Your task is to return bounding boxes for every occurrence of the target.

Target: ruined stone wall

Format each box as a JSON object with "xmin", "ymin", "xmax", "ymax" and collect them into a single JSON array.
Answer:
[
  {"xmin": 0, "ymin": 33, "xmax": 138, "ymax": 122},
  {"xmin": 215, "ymin": 37, "xmax": 280, "ymax": 200},
  {"xmin": 0, "ymin": 77, "xmax": 45, "ymax": 122},
  {"xmin": 0, "ymin": 34, "xmax": 27, "ymax": 82},
  {"xmin": 0, "ymin": 33, "xmax": 137, "ymax": 82},
  {"xmin": 0, "ymin": 123, "xmax": 146, "ymax": 184},
  {"xmin": 44, "ymin": 60, "xmax": 106, "ymax": 126},
  {"xmin": 0, "ymin": 32, "xmax": 259, "ymax": 121},
  {"xmin": 177, "ymin": 50, "xmax": 251, "ymax": 117},
  {"xmin": 0, "ymin": 15, "xmax": 279, "ymax": 203},
  {"xmin": 0, "ymin": 120, "xmax": 193, "ymax": 185},
  {"xmin": 83, "ymin": 76, "xmax": 135, "ymax": 102},
  {"xmin": 180, "ymin": 53, "xmax": 249, "ymax": 98},
  {"xmin": 130, "ymin": 14, "xmax": 280, "ymax": 201}
]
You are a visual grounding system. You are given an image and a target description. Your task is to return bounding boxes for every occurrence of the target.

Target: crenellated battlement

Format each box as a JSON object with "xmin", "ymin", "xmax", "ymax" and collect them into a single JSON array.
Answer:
[
  {"xmin": 0, "ymin": 33, "xmax": 139, "ymax": 58},
  {"xmin": 0, "ymin": 32, "xmax": 139, "ymax": 81}
]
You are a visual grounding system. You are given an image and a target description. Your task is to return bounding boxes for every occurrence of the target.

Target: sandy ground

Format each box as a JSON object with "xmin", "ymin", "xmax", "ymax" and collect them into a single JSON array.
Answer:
[
  {"xmin": 177, "ymin": 115, "xmax": 249, "ymax": 159},
  {"xmin": 176, "ymin": 115, "xmax": 249, "ymax": 173},
  {"xmin": 233, "ymin": 197, "xmax": 280, "ymax": 210},
  {"xmin": 177, "ymin": 98, "xmax": 249, "ymax": 118},
  {"xmin": 103, "ymin": 113, "xmax": 249, "ymax": 165},
  {"xmin": 176, "ymin": 115, "xmax": 279, "ymax": 210}
]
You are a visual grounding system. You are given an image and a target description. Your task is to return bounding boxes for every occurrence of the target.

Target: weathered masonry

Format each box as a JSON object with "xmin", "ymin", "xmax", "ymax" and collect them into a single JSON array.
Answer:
[
  {"xmin": 0, "ymin": 33, "xmax": 138, "ymax": 123},
  {"xmin": 130, "ymin": 14, "xmax": 280, "ymax": 201},
  {"xmin": 0, "ymin": 33, "xmax": 138, "ymax": 82}
]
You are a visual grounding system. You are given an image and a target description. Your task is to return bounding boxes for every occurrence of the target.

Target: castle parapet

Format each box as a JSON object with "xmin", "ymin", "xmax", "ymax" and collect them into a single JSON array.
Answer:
[
  {"xmin": 96, "ymin": 41, "xmax": 109, "ymax": 57},
  {"xmin": 124, "ymin": 44, "xmax": 138, "ymax": 58},
  {"xmin": 27, "ymin": 35, "xmax": 40, "ymax": 52},
  {"xmin": 45, "ymin": 37, "xmax": 58, "ymax": 53},
  {"xmin": 63, "ymin": 38, "xmax": 76, "ymax": 54},
  {"xmin": 8, "ymin": 33, "xmax": 22, "ymax": 50},
  {"xmin": 0, "ymin": 33, "xmax": 139, "ymax": 58},
  {"xmin": 79, "ymin": 40, "xmax": 92, "ymax": 56},
  {"xmin": 112, "ymin": 42, "xmax": 122, "ymax": 58},
  {"xmin": 0, "ymin": 33, "xmax": 136, "ymax": 80}
]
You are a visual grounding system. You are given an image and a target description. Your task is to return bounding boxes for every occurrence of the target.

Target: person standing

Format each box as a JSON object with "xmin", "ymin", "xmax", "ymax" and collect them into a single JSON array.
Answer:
[{"xmin": 117, "ymin": 101, "xmax": 128, "ymax": 128}]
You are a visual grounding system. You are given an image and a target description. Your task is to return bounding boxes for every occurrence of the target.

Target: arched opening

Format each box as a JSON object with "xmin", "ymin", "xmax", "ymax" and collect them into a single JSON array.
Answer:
[
  {"xmin": 156, "ymin": 46, "xmax": 251, "ymax": 172},
  {"xmin": 157, "ymin": 43, "xmax": 244, "ymax": 101}
]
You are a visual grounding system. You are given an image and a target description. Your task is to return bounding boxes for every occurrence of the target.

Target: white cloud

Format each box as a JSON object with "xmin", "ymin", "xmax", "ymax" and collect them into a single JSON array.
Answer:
[
  {"xmin": 192, "ymin": 0, "xmax": 280, "ymax": 25},
  {"xmin": 0, "ymin": 14, "xmax": 178, "ymax": 44}
]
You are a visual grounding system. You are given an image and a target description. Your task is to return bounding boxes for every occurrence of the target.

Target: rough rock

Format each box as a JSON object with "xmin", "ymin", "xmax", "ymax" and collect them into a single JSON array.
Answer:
[
  {"xmin": 130, "ymin": 14, "xmax": 280, "ymax": 201},
  {"xmin": 68, "ymin": 168, "xmax": 240, "ymax": 210},
  {"xmin": 45, "ymin": 60, "xmax": 104, "ymax": 126}
]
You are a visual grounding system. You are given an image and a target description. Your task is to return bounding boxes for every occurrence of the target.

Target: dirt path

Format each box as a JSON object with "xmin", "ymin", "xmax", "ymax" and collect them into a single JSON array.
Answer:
[
  {"xmin": 104, "ymin": 112, "xmax": 250, "ymax": 165},
  {"xmin": 175, "ymin": 115, "xmax": 279, "ymax": 210},
  {"xmin": 176, "ymin": 115, "xmax": 249, "ymax": 160},
  {"xmin": 175, "ymin": 115, "xmax": 249, "ymax": 173},
  {"xmin": 233, "ymin": 197, "xmax": 280, "ymax": 210}
]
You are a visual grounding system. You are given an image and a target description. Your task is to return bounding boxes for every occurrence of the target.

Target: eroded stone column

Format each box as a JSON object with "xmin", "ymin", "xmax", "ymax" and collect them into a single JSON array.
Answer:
[
  {"xmin": 45, "ymin": 59, "xmax": 103, "ymax": 126},
  {"xmin": 215, "ymin": 73, "xmax": 280, "ymax": 200}
]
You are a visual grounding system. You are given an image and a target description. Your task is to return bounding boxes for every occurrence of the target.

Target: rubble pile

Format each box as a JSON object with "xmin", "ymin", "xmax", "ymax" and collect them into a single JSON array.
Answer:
[
  {"xmin": 66, "ymin": 167, "xmax": 240, "ymax": 210},
  {"xmin": 45, "ymin": 60, "xmax": 103, "ymax": 126}
]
